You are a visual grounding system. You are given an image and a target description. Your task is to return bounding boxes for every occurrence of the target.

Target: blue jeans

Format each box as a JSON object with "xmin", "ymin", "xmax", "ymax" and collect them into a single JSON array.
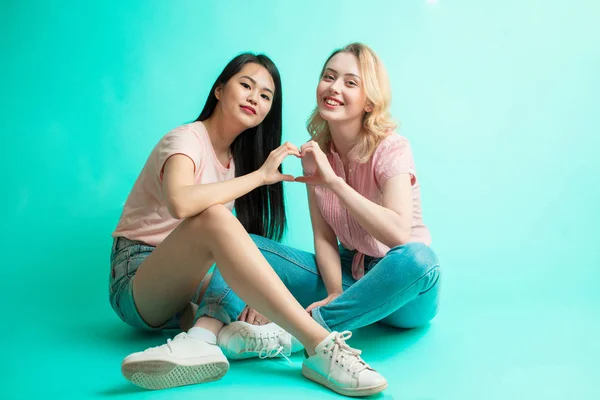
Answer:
[{"xmin": 197, "ymin": 234, "xmax": 441, "ymax": 332}]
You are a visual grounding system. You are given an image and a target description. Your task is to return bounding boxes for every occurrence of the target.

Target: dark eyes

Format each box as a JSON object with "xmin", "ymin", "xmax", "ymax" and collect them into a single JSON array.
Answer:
[{"xmin": 241, "ymin": 82, "xmax": 271, "ymax": 101}]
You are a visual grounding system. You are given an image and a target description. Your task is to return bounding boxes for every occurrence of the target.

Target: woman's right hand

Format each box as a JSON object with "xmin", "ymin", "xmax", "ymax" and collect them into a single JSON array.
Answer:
[
  {"xmin": 258, "ymin": 142, "xmax": 301, "ymax": 185},
  {"xmin": 238, "ymin": 305, "xmax": 270, "ymax": 325},
  {"xmin": 295, "ymin": 141, "xmax": 339, "ymax": 187}
]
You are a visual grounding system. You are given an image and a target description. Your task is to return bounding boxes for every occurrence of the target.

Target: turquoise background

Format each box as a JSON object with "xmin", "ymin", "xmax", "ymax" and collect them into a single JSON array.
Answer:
[{"xmin": 2, "ymin": 0, "xmax": 599, "ymax": 399}]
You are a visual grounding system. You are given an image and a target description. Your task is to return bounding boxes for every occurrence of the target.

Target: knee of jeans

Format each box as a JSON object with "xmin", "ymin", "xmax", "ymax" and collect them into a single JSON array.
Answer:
[{"xmin": 387, "ymin": 242, "xmax": 439, "ymax": 280}]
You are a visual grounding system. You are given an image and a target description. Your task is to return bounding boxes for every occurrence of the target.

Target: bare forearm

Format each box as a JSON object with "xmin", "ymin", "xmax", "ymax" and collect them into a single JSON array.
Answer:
[
  {"xmin": 167, "ymin": 171, "xmax": 263, "ymax": 219},
  {"xmin": 315, "ymin": 237, "xmax": 343, "ymax": 295},
  {"xmin": 328, "ymin": 177, "xmax": 410, "ymax": 247},
  {"xmin": 306, "ymin": 184, "xmax": 344, "ymax": 295}
]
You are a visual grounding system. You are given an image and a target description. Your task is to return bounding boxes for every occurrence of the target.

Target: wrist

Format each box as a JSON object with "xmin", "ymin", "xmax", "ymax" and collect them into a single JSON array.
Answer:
[
  {"xmin": 327, "ymin": 176, "xmax": 345, "ymax": 191},
  {"xmin": 251, "ymin": 169, "xmax": 266, "ymax": 187}
]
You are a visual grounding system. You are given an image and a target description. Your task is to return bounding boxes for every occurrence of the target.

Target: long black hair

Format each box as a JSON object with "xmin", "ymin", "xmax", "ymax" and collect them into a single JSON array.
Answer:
[{"xmin": 196, "ymin": 53, "xmax": 286, "ymax": 241}]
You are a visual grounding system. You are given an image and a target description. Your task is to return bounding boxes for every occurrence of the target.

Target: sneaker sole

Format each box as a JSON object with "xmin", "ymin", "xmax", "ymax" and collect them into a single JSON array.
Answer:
[
  {"xmin": 221, "ymin": 349, "xmax": 301, "ymax": 360},
  {"xmin": 302, "ymin": 365, "xmax": 388, "ymax": 397},
  {"xmin": 122, "ymin": 359, "xmax": 229, "ymax": 390},
  {"xmin": 220, "ymin": 351, "xmax": 258, "ymax": 360}
]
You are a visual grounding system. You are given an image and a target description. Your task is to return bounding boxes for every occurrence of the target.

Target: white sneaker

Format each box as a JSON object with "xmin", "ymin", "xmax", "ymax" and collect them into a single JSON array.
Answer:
[
  {"xmin": 217, "ymin": 321, "xmax": 304, "ymax": 360},
  {"xmin": 121, "ymin": 332, "xmax": 229, "ymax": 390},
  {"xmin": 302, "ymin": 331, "xmax": 387, "ymax": 397}
]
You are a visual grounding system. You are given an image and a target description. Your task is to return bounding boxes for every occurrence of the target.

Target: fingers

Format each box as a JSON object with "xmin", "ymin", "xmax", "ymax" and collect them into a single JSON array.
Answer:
[
  {"xmin": 238, "ymin": 306, "xmax": 249, "ymax": 322},
  {"xmin": 294, "ymin": 176, "xmax": 319, "ymax": 185},
  {"xmin": 284, "ymin": 141, "xmax": 301, "ymax": 157},
  {"xmin": 278, "ymin": 145, "xmax": 301, "ymax": 161},
  {"xmin": 270, "ymin": 141, "xmax": 317, "ymax": 164},
  {"xmin": 272, "ymin": 153, "xmax": 297, "ymax": 173},
  {"xmin": 301, "ymin": 147, "xmax": 314, "ymax": 159},
  {"xmin": 275, "ymin": 142, "xmax": 301, "ymax": 158},
  {"xmin": 300, "ymin": 140, "xmax": 317, "ymax": 153},
  {"xmin": 266, "ymin": 173, "xmax": 297, "ymax": 185},
  {"xmin": 305, "ymin": 300, "xmax": 325, "ymax": 313},
  {"xmin": 247, "ymin": 308, "xmax": 258, "ymax": 325},
  {"xmin": 254, "ymin": 312, "xmax": 268, "ymax": 325},
  {"xmin": 238, "ymin": 306, "xmax": 270, "ymax": 325},
  {"xmin": 268, "ymin": 146, "xmax": 300, "ymax": 171},
  {"xmin": 300, "ymin": 141, "xmax": 320, "ymax": 156},
  {"xmin": 262, "ymin": 142, "xmax": 305, "ymax": 185}
]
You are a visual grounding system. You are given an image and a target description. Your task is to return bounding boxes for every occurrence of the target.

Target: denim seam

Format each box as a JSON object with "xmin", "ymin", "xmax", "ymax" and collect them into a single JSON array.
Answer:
[
  {"xmin": 209, "ymin": 287, "xmax": 231, "ymax": 305},
  {"xmin": 113, "ymin": 246, "xmax": 135, "ymax": 311},
  {"xmin": 197, "ymin": 303, "xmax": 230, "ymax": 324},
  {"xmin": 418, "ymin": 268, "xmax": 440, "ymax": 295},
  {"xmin": 257, "ymin": 245, "xmax": 321, "ymax": 277},
  {"xmin": 311, "ymin": 306, "xmax": 332, "ymax": 332},
  {"xmin": 325, "ymin": 264, "xmax": 440, "ymax": 331},
  {"xmin": 258, "ymin": 242, "xmax": 356, "ymax": 288},
  {"xmin": 124, "ymin": 245, "xmax": 134, "ymax": 276}
]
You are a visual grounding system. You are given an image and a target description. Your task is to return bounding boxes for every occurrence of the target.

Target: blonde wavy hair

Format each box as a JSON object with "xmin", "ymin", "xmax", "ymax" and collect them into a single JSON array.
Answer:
[{"xmin": 306, "ymin": 43, "xmax": 397, "ymax": 162}]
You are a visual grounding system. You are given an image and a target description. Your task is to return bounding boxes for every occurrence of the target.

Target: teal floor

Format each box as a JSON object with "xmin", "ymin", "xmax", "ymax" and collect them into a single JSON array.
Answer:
[{"xmin": 4, "ymin": 232, "xmax": 599, "ymax": 399}]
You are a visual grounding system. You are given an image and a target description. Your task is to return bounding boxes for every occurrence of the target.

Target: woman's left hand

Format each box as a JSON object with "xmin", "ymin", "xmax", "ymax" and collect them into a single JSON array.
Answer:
[
  {"xmin": 295, "ymin": 141, "xmax": 338, "ymax": 187},
  {"xmin": 305, "ymin": 292, "xmax": 341, "ymax": 314},
  {"xmin": 238, "ymin": 305, "xmax": 271, "ymax": 325}
]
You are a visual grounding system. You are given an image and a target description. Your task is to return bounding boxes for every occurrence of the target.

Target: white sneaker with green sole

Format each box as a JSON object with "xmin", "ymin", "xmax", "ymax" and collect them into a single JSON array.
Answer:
[
  {"xmin": 121, "ymin": 332, "xmax": 229, "ymax": 390},
  {"xmin": 217, "ymin": 321, "xmax": 304, "ymax": 360},
  {"xmin": 302, "ymin": 331, "xmax": 388, "ymax": 397}
]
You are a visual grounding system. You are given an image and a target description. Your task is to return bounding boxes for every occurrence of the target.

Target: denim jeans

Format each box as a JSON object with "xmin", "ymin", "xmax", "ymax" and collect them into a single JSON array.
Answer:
[
  {"xmin": 109, "ymin": 236, "xmax": 207, "ymax": 330},
  {"xmin": 197, "ymin": 234, "xmax": 441, "ymax": 332}
]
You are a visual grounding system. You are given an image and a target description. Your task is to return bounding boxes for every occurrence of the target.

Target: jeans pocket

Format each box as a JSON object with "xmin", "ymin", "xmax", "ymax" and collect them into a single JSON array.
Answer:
[
  {"xmin": 109, "ymin": 246, "xmax": 130, "ymax": 293},
  {"xmin": 125, "ymin": 244, "xmax": 154, "ymax": 276}
]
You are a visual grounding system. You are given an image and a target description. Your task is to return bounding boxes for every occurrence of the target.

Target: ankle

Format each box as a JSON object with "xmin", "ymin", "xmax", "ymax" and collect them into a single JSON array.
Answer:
[
  {"xmin": 306, "ymin": 330, "xmax": 331, "ymax": 356},
  {"xmin": 187, "ymin": 327, "xmax": 218, "ymax": 344},
  {"xmin": 193, "ymin": 316, "xmax": 224, "ymax": 335},
  {"xmin": 304, "ymin": 337, "xmax": 324, "ymax": 356}
]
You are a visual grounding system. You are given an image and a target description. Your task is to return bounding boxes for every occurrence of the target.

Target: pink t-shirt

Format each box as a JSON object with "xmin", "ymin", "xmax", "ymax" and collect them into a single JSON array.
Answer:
[
  {"xmin": 112, "ymin": 121, "xmax": 235, "ymax": 246},
  {"xmin": 303, "ymin": 133, "xmax": 431, "ymax": 280}
]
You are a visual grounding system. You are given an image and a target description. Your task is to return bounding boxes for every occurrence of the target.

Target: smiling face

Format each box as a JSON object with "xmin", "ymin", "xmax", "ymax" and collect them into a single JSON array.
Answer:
[
  {"xmin": 215, "ymin": 62, "xmax": 275, "ymax": 129},
  {"xmin": 316, "ymin": 52, "xmax": 372, "ymax": 125}
]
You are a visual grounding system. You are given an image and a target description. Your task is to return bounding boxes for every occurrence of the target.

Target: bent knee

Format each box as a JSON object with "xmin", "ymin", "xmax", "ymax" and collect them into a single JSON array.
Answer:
[
  {"xmin": 201, "ymin": 204, "xmax": 232, "ymax": 219},
  {"xmin": 184, "ymin": 204, "xmax": 236, "ymax": 233},
  {"xmin": 197, "ymin": 204, "xmax": 234, "ymax": 222},
  {"xmin": 387, "ymin": 242, "xmax": 439, "ymax": 277}
]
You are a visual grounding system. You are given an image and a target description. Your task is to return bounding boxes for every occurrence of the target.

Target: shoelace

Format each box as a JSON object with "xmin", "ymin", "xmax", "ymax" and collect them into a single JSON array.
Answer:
[
  {"xmin": 144, "ymin": 332, "xmax": 187, "ymax": 353},
  {"xmin": 324, "ymin": 331, "xmax": 369, "ymax": 378},
  {"xmin": 246, "ymin": 331, "xmax": 292, "ymax": 364}
]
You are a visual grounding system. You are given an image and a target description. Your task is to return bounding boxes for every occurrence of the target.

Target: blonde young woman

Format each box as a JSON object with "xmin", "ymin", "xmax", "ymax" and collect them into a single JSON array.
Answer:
[{"xmin": 211, "ymin": 42, "xmax": 440, "ymax": 362}]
